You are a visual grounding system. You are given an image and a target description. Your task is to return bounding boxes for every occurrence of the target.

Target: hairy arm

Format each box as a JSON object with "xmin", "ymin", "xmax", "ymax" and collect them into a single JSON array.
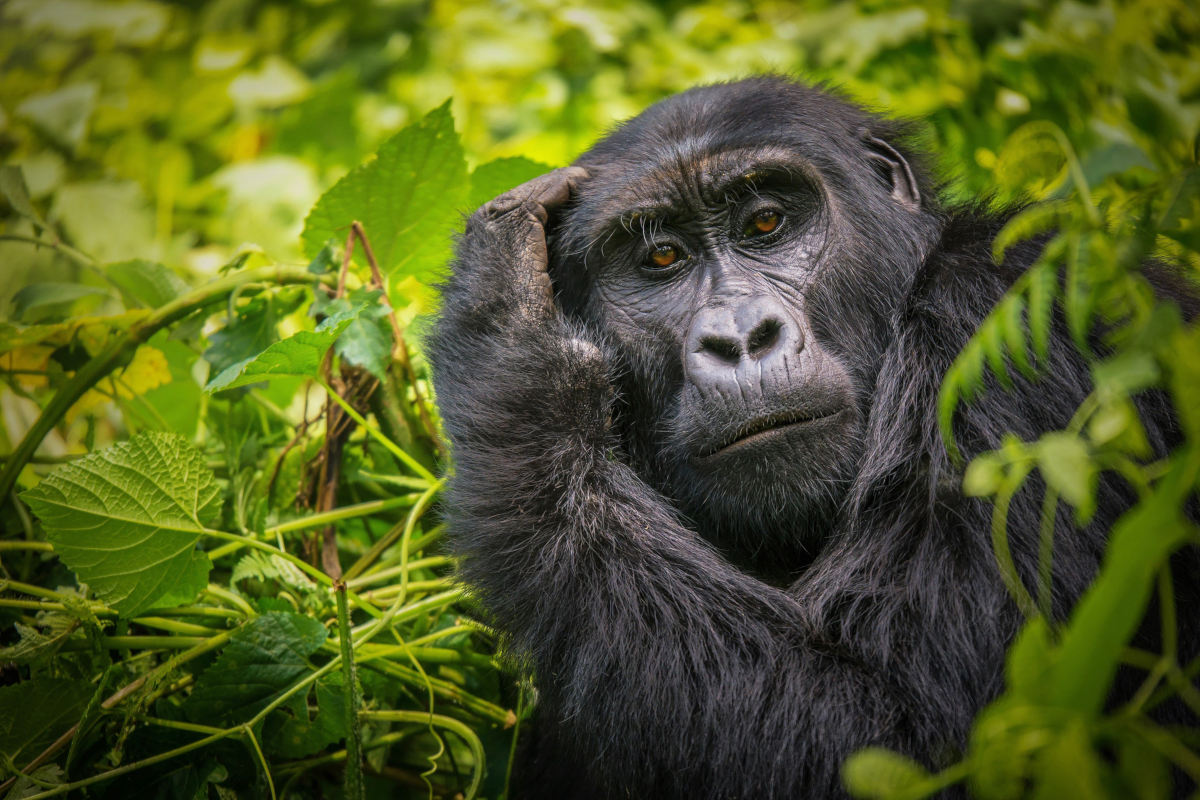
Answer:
[{"xmin": 429, "ymin": 169, "xmax": 980, "ymax": 796}]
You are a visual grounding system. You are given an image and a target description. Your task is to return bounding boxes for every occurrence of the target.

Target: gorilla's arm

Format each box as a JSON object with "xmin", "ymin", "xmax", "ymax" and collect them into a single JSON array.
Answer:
[{"xmin": 430, "ymin": 170, "xmax": 997, "ymax": 795}]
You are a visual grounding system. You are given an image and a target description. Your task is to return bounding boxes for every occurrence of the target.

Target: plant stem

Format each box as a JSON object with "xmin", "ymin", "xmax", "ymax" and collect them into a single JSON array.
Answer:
[
  {"xmin": 0, "ymin": 541, "xmax": 53, "ymax": 552},
  {"xmin": 205, "ymin": 495, "xmax": 417, "ymax": 561},
  {"xmin": 344, "ymin": 479, "xmax": 444, "ymax": 582},
  {"xmin": 336, "ymin": 581, "xmax": 366, "ymax": 800},
  {"xmin": 321, "ymin": 381, "xmax": 436, "ymax": 481},
  {"xmin": 361, "ymin": 710, "xmax": 485, "ymax": 799}
]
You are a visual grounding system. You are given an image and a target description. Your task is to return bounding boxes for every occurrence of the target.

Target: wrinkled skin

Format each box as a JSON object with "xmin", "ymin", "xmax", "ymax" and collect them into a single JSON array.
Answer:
[{"xmin": 429, "ymin": 77, "xmax": 1198, "ymax": 798}]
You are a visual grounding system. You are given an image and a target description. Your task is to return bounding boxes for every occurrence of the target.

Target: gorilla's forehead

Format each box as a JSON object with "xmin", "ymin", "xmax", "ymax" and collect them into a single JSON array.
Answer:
[{"xmin": 574, "ymin": 144, "xmax": 810, "ymax": 235}]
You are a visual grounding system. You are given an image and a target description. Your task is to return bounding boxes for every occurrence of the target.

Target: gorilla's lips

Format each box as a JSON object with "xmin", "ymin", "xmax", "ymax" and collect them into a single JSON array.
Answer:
[{"xmin": 699, "ymin": 406, "xmax": 848, "ymax": 459}]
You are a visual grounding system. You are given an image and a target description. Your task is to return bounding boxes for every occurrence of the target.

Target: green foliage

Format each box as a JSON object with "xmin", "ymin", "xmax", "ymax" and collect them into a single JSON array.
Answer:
[
  {"xmin": 301, "ymin": 102, "xmax": 467, "ymax": 284},
  {"xmin": 205, "ymin": 301, "xmax": 366, "ymax": 392},
  {"xmin": 0, "ymin": 679, "xmax": 92, "ymax": 766},
  {"xmin": 0, "ymin": 0, "xmax": 1197, "ymax": 798},
  {"xmin": 183, "ymin": 612, "xmax": 328, "ymax": 726},
  {"xmin": 21, "ymin": 432, "xmax": 218, "ymax": 616}
]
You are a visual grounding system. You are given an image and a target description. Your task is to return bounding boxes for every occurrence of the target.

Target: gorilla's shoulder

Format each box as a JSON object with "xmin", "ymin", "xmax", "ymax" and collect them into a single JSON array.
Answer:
[{"xmin": 905, "ymin": 202, "xmax": 1044, "ymax": 327}]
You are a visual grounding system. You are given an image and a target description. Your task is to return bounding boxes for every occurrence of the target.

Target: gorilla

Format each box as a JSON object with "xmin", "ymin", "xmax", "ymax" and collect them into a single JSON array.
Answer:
[{"xmin": 428, "ymin": 77, "xmax": 1197, "ymax": 798}]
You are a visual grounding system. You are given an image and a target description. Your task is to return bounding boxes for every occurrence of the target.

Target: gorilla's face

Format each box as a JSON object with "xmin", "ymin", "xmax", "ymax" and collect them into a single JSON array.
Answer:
[{"xmin": 551, "ymin": 81, "xmax": 938, "ymax": 568}]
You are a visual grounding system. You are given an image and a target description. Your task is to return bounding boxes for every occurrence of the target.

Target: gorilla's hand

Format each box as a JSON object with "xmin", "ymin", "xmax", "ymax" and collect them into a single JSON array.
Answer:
[
  {"xmin": 433, "ymin": 166, "xmax": 612, "ymax": 449},
  {"xmin": 454, "ymin": 166, "xmax": 590, "ymax": 331}
]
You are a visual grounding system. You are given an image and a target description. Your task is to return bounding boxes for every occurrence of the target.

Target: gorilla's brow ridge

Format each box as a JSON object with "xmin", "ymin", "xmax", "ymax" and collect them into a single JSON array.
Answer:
[{"xmin": 604, "ymin": 155, "xmax": 814, "ymax": 235}]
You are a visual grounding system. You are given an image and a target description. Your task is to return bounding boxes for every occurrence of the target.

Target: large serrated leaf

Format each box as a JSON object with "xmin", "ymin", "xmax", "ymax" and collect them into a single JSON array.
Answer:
[
  {"xmin": 205, "ymin": 301, "xmax": 366, "ymax": 392},
  {"xmin": 185, "ymin": 612, "xmax": 328, "ymax": 726},
  {"xmin": 301, "ymin": 101, "xmax": 467, "ymax": 283},
  {"xmin": 21, "ymin": 432, "xmax": 218, "ymax": 616}
]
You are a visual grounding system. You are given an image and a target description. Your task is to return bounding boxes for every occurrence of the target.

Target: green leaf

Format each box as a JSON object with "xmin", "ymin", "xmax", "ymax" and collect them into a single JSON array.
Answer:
[
  {"xmin": 328, "ymin": 288, "xmax": 393, "ymax": 380},
  {"xmin": 1004, "ymin": 617, "xmax": 1054, "ymax": 700},
  {"xmin": 980, "ymin": 315, "xmax": 1012, "ymax": 390},
  {"xmin": 963, "ymin": 453, "xmax": 1004, "ymax": 497},
  {"xmin": 467, "ymin": 156, "xmax": 554, "ymax": 212},
  {"xmin": 1050, "ymin": 458, "xmax": 1193, "ymax": 711},
  {"xmin": 1036, "ymin": 433, "xmax": 1095, "ymax": 522},
  {"xmin": 0, "ymin": 618, "xmax": 79, "ymax": 667},
  {"xmin": 1032, "ymin": 721, "xmax": 1107, "ymax": 800},
  {"xmin": 1091, "ymin": 351, "xmax": 1159, "ymax": 398},
  {"xmin": 0, "ymin": 165, "xmax": 46, "ymax": 230},
  {"xmin": 185, "ymin": 612, "xmax": 328, "ymax": 726},
  {"xmin": 15, "ymin": 83, "xmax": 98, "ymax": 151},
  {"xmin": 51, "ymin": 180, "xmax": 155, "ymax": 263},
  {"xmin": 1165, "ymin": 326, "xmax": 1200, "ymax": 439},
  {"xmin": 106, "ymin": 260, "xmax": 189, "ymax": 309},
  {"xmin": 1026, "ymin": 260, "xmax": 1058, "ymax": 364},
  {"xmin": 1076, "ymin": 142, "xmax": 1154, "ymax": 190},
  {"xmin": 204, "ymin": 301, "xmax": 365, "ymax": 392},
  {"xmin": 842, "ymin": 747, "xmax": 931, "ymax": 799},
  {"xmin": 1115, "ymin": 734, "xmax": 1170, "ymax": 800},
  {"xmin": 1001, "ymin": 294, "xmax": 1034, "ymax": 378},
  {"xmin": 5, "ymin": 764, "xmax": 65, "ymax": 798},
  {"xmin": 0, "ymin": 679, "xmax": 92, "ymax": 765},
  {"xmin": 1086, "ymin": 398, "xmax": 1150, "ymax": 457},
  {"xmin": 307, "ymin": 239, "xmax": 341, "ymax": 276},
  {"xmin": 231, "ymin": 550, "xmax": 323, "ymax": 613},
  {"xmin": 301, "ymin": 101, "xmax": 468, "ymax": 283},
  {"xmin": 10, "ymin": 282, "xmax": 109, "ymax": 323},
  {"xmin": 266, "ymin": 673, "xmax": 349, "ymax": 759},
  {"xmin": 992, "ymin": 202, "xmax": 1069, "ymax": 264},
  {"xmin": 21, "ymin": 432, "xmax": 218, "ymax": 616},
  {"xmin": 203, "ymin": 292, "xmax": 287, "ymax": 379}
]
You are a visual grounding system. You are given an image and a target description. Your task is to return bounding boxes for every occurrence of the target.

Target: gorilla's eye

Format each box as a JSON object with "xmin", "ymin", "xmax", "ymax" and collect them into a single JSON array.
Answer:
[
  {"xmin": 647, "ymin": 244, "xmax": 681, "ymax": 270},
  {"xmin": 745, "ymin": 209, "xmax": 781, "ymax": 238}
]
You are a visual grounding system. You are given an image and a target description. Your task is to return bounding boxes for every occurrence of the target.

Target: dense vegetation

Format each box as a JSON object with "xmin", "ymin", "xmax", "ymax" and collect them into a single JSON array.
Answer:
[{"xmin": 0, "ymin": 1, "xmax": 1197, "ymax": 797}]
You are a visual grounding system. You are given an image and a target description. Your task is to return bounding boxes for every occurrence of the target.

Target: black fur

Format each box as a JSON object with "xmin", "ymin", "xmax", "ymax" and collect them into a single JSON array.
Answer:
[{"xmin": 429, "ymin": 77, "xmax": 1197, "ymax": 798}]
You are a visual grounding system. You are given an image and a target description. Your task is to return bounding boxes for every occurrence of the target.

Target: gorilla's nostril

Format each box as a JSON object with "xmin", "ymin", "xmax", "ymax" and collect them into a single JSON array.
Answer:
[
  {"xmin": 699, "ymin": 335, "xmax": 742, "ymax": 363},
  {"xmin": 747, "ymin": 318, "xmax": 783, "ymax": 357}
]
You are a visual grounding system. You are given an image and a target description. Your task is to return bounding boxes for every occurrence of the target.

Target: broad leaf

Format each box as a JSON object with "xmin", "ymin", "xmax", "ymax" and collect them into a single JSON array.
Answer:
[
  {"xmin": 10, "ymin": 282, "xmax": 109, "ymax": 323},
  {"xmin": 327, "ymin": 288, "xmax": 393, "ymax": 380},
  {"xmin": 0, "ymin": 679, "xmax": 92, "ymax": 765},
  {"xmin": 15, "ymin": 83, "xmax": 98, "ymax": 150},
  {"xmin": 185, "ymin": 612, "xmax": 328, "ymax": 726},
  {"xmin": 204, "ymin": 301, "xmax": 366, "ymax": 392},
  {"xmin": 0, "ymin": 165, "xmax": 46, "ymax": 230},
  {"xmin": 267, "ymin": 673, "xmax": 349, "ymax": 758},
  {"xmin": 301, "ymin": 101, "xmax": 467, "ymax": 283},
  {"xmin": 106, "ymin": 259, "xmax": 189, "ymax": 309},
  {"xmin": 21, "ymin": 432, "xmax": 218, "ymax": 616}
]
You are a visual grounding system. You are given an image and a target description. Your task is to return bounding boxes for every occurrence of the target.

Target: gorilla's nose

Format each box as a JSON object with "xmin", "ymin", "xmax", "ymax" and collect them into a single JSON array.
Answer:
[{"xmin": 686, "ymin": 297, "xmax": 804, "ymax": 383}]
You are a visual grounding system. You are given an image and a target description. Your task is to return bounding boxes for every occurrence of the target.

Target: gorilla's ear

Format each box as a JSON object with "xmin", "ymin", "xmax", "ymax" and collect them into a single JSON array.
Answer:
[{"xmin": 861, "ymin": 131, "xmax": 921, "ymax": 211}]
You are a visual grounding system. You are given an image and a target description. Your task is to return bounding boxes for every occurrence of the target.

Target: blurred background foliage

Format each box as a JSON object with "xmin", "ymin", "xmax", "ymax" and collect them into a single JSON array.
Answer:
[
  {"xmin": 2, "ymin": 0, "xmax": 1196, "ymax": 313},
  {"xmin": 1, "ymin": 0, "xmax": 1198, "ymax": 798}
]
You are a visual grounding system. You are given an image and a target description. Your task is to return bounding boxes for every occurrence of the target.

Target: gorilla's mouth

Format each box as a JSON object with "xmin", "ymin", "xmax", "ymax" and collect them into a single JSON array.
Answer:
[{"xmin": 699, "ymin": 407, "xmax": 847, "ymax": 459}]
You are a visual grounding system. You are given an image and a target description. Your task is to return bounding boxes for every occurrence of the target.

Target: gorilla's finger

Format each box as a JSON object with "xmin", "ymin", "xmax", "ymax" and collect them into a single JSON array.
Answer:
[{"xmin": 487, "ymin": 166, "xmax": 590, "ymax": 226}]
